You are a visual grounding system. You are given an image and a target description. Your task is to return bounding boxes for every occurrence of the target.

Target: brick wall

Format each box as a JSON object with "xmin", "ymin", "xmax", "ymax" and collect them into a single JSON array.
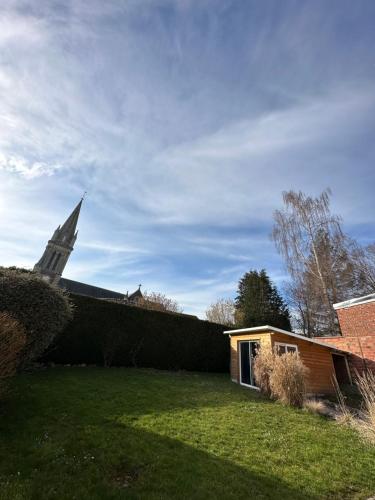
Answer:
[
  {"xmin": 336, "ymin": 300, "xmax": 375, "ymax": 338},
  {"xmin": 319, "ymin": 298, "xmax": 375, "ymax": 376},
  {"xmin": 318, "ymin": 336, "xmax": 375, "ymax": 377}
]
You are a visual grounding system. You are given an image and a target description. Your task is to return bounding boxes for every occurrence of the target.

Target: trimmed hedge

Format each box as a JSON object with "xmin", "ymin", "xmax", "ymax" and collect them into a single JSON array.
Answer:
[
  {"xmin": 43, "ymin": 294, "xmax": 230, "ymax": 372},
  {"xmin": 0, "ymin": 267, "xmax": 73, "ymax": 364}
]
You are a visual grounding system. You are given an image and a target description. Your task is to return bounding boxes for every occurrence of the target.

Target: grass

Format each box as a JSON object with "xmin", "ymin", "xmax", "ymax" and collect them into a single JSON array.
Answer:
[{"xmin": 0, "ymin": 368, "xmax": 374, "ymax": 499}]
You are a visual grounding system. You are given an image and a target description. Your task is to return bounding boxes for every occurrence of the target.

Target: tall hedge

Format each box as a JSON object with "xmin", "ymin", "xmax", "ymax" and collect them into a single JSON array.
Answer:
[{"xmin": 44, "ymin": 294, "xmax": 230, "ymax": 372}]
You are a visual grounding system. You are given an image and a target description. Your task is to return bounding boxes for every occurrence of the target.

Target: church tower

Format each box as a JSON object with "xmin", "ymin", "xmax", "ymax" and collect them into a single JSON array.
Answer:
[{"xmin": 34, "ymin": 198, "xmax": 83, "ymax": 283}]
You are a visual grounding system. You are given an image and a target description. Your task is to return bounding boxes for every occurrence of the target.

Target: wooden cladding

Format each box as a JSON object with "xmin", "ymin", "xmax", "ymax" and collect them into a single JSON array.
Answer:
[{"xmin": 229, "ymin": 330, "xmax": 337, "ymax": 394}]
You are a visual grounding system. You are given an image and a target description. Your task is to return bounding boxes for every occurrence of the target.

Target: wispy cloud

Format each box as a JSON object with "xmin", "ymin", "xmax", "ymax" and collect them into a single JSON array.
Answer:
[{"xmin": 0, "ymin": 0, "xmax": 374, "ymax": 316}]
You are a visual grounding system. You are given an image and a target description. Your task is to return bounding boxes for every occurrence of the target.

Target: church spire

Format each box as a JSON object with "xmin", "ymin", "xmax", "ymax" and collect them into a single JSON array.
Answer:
[
  {"xmin": 34, "ymin": 197, "xmax": 84, "ymax": 283},
  {"xmin": 59, "ymin": 198, "xmax": 83, "ymax": 244}
]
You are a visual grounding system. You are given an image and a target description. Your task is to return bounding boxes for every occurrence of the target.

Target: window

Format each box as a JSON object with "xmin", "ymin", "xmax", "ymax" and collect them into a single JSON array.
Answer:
[
  {"xmin": 52, "ymin": 253, "xmax": 62, "ymax": 271},
  {"xmin": 47, "ymin": 251, "xmax": 56, "ymax": 269},
  {"xmin": 275, "ymin": 342, "xmax": 298, "ymax": 355}
]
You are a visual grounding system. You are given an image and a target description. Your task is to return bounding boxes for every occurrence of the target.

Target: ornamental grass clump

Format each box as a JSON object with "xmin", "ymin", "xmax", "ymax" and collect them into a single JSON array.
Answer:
[
  {"xmin": 334, "ymin": 371, "xmax": 375, "ymax": 445},
  {"xmin": 0, "ymin": 312, "xmax": 26, "ymax": 397},
  {"xmin": 269, "ymin": 351, "xmax": 308, "ymax": 408},
  {"xmin": 354, "ymin": 371, "xmax": 375, "ymax": 445},
  {"xmin": 253, "ymin": 346, "xmax": 308, "ymax": 408},
  {"xmin": 253, "ymin": 345, "xmax": 275, "ymax": 397}
]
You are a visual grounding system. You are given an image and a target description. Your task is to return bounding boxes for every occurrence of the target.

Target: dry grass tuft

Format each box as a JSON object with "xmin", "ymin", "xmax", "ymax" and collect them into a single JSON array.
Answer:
[
  {"xmin": 355, "ymin": 371, "xmax": 375, "ymax": 445},
  {"xmin": 253, "ymin": 346, "xmax": 274, "ymax": 397},
  {"xmin": 334, "ymin": 371, "xmax": 375, "ymax": 445},
  {"xmin": 332, "ymin": 375, "xmax": 354, "ymax": 424},
  {"xmin": 303, "ymin": 398, "xmax": 328, "ymax": 415},
  {"xmin": 254, "ymin": 346, "xmax": 309, "ymax": 408},
  {"xmin": 270, "ymin": 351, "xmax": 308, "ymax": 408}
]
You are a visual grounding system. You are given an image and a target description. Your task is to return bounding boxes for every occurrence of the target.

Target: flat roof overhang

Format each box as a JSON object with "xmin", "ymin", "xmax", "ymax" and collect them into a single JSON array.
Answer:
[
  {"xmin": 223, "ymin": 325, "xmax": 348, "ymax": 354},
  {"xmin": 333, "ymin": 293, "xmax": 375, "ymax": 310}
]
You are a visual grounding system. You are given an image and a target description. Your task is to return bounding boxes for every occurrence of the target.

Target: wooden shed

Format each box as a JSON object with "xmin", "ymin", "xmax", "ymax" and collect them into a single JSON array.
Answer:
[{"xmin": 224, "ymin": 325, "xmax": 352, "ymax": 395}]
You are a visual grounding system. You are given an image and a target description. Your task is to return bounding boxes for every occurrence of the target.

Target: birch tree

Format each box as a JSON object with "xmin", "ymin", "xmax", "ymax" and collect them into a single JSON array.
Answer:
[
  {"xmin": 352, "ymin": 243, "xmax": 375, "ymax": 294},
  {"xmin": 272, "ymin": 190, "xmax": 355, "ymax": 336}
]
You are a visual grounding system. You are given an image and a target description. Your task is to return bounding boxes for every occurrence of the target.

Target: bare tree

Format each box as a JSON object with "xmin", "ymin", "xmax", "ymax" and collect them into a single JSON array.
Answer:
[
  {"xmin": 283, "ymin": 278, "xmax": 315, "ymax": 335},
  {"xmin": 136, "ymin": 291, "xmax": 183, "ymax": 314},
  {"xmin": 205, "ymin": 298, "xmax": 235, "ymax": 326},
  {"xmin": 272, "ymin": 189, "xmax": 357, "ymax": 336},
  {"xmin": 352, "ymin": 243, "xmax": 375, "ymax": 293}
]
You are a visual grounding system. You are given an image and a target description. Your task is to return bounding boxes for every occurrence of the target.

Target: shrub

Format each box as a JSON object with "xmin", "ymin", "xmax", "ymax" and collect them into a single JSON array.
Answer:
[
  {"xmin": 253, "ymin": 345, "xmax": 275, "ymax": 396},
  {"xmin": 0, "ymin": 312, "xmax": 26, "ymax": 397},
  {"xmin": 0, "ymin": 267, "xmax": 73, "ymax": 364},
  {"xmin": 269, "ymin": 351, "xmax": 308, "ymax": 408},
  {"xmin": 44, "ymin": 294, "xmax": 229, "ymax": 372}
]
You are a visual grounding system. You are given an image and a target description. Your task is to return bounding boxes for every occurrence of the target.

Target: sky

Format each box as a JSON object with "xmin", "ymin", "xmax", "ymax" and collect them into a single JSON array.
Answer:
[{"xmin": 0, "ymin": 0, "xmax": 374, "ymax": 317}]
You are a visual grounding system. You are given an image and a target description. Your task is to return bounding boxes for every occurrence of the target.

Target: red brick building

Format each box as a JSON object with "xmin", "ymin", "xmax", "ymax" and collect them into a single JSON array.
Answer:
[{"xmin": 319, "ymin": 293, "xmax": 375, "ymax": 378}]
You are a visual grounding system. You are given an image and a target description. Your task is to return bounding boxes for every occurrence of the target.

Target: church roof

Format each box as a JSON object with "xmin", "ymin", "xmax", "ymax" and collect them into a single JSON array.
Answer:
[
  {"xmin": 59, "ymin": 277, "xmax": 126, "ymax": 300},
  {"xmin": 128, "ymin": 286, "xmax": 143, "ymax": 301}
]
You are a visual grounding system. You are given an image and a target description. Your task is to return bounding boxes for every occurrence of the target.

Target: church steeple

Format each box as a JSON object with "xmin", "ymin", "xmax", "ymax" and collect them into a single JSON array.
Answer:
[
  {"xmin": 34, "ymin": 197, "xmax": 84, "ymax": 283},
  {"xmin": 59, "ymin": 198, "xmax": 82, "ymax": 244}
]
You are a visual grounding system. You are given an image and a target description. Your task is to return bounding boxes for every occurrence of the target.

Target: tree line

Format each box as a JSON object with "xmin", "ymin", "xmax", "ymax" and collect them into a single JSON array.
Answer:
[{"xmin": 206, "ymin": 189, "xmax": 375, "ymax": 337}]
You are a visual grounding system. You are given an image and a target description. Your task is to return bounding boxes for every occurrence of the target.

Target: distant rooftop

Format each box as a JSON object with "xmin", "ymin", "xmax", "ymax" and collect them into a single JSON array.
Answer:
[
  {"xmin": 59, "ymin": 277, "xmax": 125, "ymax": 300},
  {"xmin": 333, "ymin": 293, "xmax": 375, "ymax": 310}
]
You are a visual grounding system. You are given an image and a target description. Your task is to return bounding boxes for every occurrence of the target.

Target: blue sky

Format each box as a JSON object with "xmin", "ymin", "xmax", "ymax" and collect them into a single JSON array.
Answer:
[{"xmin": 0, "ymin": 0, "xmax": 374, "ymax": 317}]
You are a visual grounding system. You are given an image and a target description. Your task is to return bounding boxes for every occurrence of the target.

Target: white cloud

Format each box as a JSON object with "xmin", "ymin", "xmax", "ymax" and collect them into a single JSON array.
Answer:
[
  {"xmin": 119, "ymin": 86, "xmax": 375, "ymax": 226},
  {"xmin": 79, "ymin": 240, "xmax": 150, "ymax": 255},
  {"xmin": 0, "ymin": 11, "xmax": 47, "ymax": 47},
  {"xmin": 0, "ymin": 153, "xmax": 61, "ymax": 178}
]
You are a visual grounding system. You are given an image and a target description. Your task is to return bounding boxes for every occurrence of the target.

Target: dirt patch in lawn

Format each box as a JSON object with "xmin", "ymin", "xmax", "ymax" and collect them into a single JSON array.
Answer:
[{"xmin": 110, "ymin": 463, "xmax": 144, "ymax": 489}]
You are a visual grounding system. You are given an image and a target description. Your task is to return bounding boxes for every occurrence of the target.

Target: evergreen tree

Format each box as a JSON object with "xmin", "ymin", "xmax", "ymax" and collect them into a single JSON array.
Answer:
[{"xmin": 235, "ymin": 269, "xmax": 291, "ymax": 330}]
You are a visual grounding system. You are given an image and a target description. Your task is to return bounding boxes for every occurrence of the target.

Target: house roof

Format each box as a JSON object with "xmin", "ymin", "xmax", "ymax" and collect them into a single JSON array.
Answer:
[
  {"xmin": 333, "ymin": 293, "xmax": 375, "ymax": 310},
  {"xmin": 223, "ymin": 325, "xmax": 346, "ymax": 353}
]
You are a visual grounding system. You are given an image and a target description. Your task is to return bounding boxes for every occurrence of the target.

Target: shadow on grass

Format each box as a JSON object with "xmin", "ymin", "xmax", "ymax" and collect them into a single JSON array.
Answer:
[
  {"xmin": 0, "ymin": 368, "xmax": 371, "ymax": 499},
  {"xmin": 104, "ymin": 424, "xmax": 320, "ymax": 500},
  {"xmin": 0, "ymin": 420, "xmax": 318, "ymax": 500}
]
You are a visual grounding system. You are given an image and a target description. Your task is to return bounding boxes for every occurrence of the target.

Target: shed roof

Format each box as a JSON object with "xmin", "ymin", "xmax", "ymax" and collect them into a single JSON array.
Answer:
[{"xmin": 223, "ymin": 325, "xmax": 346, "ymax": 353}]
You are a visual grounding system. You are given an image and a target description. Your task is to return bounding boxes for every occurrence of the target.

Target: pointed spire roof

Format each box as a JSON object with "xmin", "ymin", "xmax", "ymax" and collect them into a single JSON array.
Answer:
[{"xmin": 59, "ymin": 198, "xmax": 83, "ymax": 242}]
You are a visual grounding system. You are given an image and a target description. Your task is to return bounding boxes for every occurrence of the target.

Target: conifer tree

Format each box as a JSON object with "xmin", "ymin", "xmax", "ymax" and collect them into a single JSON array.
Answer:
[{"xmin": 235, "ymin": 269, "xmax": 291, "ymax": 330}]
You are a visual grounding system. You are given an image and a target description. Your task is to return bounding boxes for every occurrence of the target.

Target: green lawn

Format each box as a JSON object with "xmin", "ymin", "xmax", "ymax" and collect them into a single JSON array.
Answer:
[{"xmin": 0, "ymin": 368, "xmax": 374, "ymax": 499}]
